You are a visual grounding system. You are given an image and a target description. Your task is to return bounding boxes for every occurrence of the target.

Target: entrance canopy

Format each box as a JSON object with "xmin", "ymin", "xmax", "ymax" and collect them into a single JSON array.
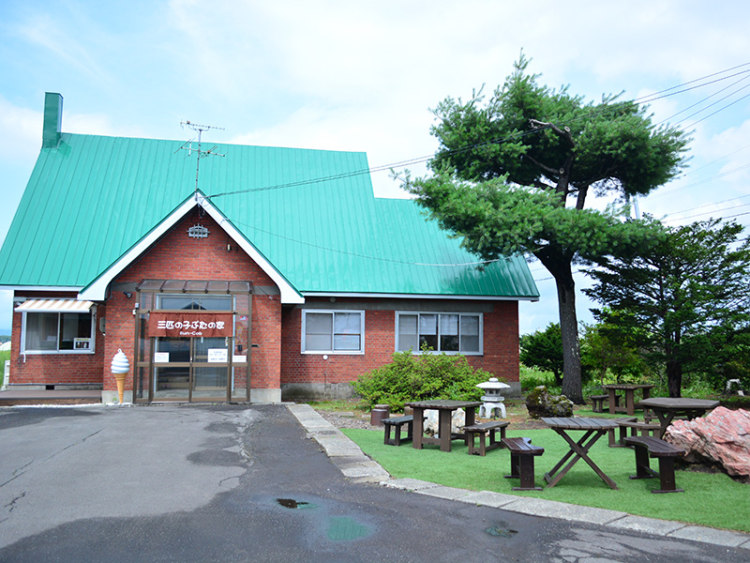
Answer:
[{"xmin": 136, "ymin": 279, "xmax": 252, "ymax": 294}]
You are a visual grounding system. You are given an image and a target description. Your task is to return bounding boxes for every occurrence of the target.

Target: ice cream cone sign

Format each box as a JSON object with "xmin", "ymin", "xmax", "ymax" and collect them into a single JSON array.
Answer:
[{"xmin": 111, "ymin": 349, "xmax": 130, "ymax": 404}]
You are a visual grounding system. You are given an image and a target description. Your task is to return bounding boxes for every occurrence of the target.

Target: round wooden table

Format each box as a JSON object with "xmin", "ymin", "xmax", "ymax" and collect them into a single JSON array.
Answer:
[{"xmin": 636, "ymin": 397, "xmax": 719, "ymax": 438}]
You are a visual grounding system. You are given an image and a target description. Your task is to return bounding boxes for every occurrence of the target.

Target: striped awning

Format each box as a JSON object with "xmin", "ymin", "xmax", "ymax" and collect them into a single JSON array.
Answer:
[{"xmin": 15, "ymin": 299, "xmax": 94, "ymax": 313}]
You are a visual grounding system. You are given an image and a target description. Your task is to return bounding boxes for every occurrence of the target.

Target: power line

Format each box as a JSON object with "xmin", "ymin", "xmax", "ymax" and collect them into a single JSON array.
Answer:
[
  {"xmin": 656, "ymin": 73, "xmax": 750, "ymax": 127},
  {"xmin": 645, "ymin": 161, "xmax": 750, "ymax": 201},
  {"xmin": 684, "ymin": 89, "xmax": 750, "ymax": 129},
  {"xmin": 667, "ymin": 194, "xmax": 750, "ymax": 218},
  {"xmin": 666, "ymin": 202, "xmax": 750, "ymax": 223},
  {"xmin": 633, "ymin": 63, "xmax": 750, "ymax": 104},
  {"xmin": 227, "ymin": 218, "xmax": 509, "ymax": 268},
  {"xmin": 204, "ymin": 63, "xmax": 750, "ymax": 201},
  {"xmin": 207, "ymin": 126, "xmax": 547, "ymax": 199}
]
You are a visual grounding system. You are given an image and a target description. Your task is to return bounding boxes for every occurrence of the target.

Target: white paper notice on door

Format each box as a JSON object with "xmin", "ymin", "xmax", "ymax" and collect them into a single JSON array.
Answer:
[
  {"xmin": 154, "ymin": 352, "xmax": 169, "ymax": 363},
  {"xmin": 207, "ymin": 348, "xmax": 228, "ymax": 363}
]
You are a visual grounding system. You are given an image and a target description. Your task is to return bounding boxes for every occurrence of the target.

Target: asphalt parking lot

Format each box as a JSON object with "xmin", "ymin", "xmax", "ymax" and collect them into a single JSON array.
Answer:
[{"xmin": 0, "ymin": 404, "xmax": 747, "ymax": 562}]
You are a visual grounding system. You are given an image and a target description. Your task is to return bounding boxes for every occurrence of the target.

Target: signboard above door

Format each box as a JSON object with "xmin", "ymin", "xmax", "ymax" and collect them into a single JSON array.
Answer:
[{"xmin": 148, "ymin": 312, "xmax": 234, "ymax": 338}]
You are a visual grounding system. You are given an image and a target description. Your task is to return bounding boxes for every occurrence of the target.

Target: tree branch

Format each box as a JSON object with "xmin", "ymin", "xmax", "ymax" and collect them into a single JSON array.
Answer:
[
  {"xmin": 524, "ymin": 153, "xmax": 559, "ymax": 177},
  {"xmin": 529, "ymin": 119, "xmax": 575, "ymax": 147}
]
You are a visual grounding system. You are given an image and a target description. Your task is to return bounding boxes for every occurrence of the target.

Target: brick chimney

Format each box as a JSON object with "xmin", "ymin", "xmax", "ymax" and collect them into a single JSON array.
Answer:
[{"xmin": 42, "ymin": 92, "xmax": 63, "ymax": 149}]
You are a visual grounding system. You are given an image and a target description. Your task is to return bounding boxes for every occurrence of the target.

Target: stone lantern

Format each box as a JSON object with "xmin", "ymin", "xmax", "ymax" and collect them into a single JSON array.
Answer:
[
  {"xmin": 111, "ymin": 349, "xmax": 130, "ymax": 404},
  {"xmin": 476, "ymin": 377, "xmax": 510, "ymax": 418}
]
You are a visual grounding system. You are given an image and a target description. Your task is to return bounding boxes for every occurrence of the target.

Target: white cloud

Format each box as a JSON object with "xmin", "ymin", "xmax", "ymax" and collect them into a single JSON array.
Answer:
[
  {"xmin": 0, "ymin": 96, "xmax": 40, "ymax": 163},
  {"xmin": 2, "ymin": 0, "xmax": 750, "ymax": 335}
]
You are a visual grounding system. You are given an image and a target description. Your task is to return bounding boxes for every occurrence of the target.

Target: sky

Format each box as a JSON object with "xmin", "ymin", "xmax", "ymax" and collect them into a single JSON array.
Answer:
[{"xmin": 0, "ymin": 1, "xmax": 749, "ymax": 336}]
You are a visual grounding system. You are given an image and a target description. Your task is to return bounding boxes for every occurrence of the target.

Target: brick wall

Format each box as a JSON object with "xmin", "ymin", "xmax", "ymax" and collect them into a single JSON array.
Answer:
[
  {"xmin": 108, "ymin": 209, "xmax": 281, "ymax": 389},
  {"xmin": 107, "ymin": 209, "xmax": 282, "ymax": 393},
  {"xmin": 9, "ymin": 291, "xmax": 105, "ymax": 386},
  {"xmin": 9, "ymin": 209, "xmax": 521, "ymax": 395},
  {"xmin": 280, "ymin": 298, "xmax": 520, "ymax": 387}
]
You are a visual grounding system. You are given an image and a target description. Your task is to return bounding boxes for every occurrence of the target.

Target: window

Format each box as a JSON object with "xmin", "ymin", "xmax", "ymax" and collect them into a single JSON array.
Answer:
[
  {"xmin": 396, "ymin": 312, "xmax": 482, "ymax": 354},
  {"xmin": 23, "ymin": 312, "xmax": 94, "ymax": 353},
  {"xmin": 302, "ymin": 310, "xmax": 364, "ymax": 354}
]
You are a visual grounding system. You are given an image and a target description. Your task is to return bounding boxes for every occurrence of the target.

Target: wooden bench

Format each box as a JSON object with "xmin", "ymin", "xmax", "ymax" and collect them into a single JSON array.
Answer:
[
  {"xmin": 590, "ymin": 393, "xmax": 620, "ymax": 413},
  {"xmin": 501, "ymin": 437, "xmax": 544, "ymax": 491},
  {"xmin": 619, "ymin": 420, "xmax": 661, "ymax": 441},
  {"xmin": 623, "ymin": 435, "xmax": 686, "ymax": 493},
  {"xmin": 383, "ymin": 415, "xmax": 415, "ymax": 446},
  {"xmin": 607, "ymin": 417, "xmax": 637, "ymax": 447},
  {"xmin": 463, "ymin": 420, "xmax": 509, "ymax": 456}
]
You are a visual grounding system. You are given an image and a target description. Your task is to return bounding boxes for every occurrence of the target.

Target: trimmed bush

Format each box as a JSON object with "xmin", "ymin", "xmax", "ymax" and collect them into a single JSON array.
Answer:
[{"xmin": 352, "ymin": 348, "xmax": 497, "ymax": 411}]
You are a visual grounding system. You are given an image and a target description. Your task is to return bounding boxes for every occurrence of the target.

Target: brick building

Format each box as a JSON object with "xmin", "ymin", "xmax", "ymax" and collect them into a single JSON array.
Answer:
[{"xmin": 0, "ymin": 93, "xmax": 539, "ymax": 403}]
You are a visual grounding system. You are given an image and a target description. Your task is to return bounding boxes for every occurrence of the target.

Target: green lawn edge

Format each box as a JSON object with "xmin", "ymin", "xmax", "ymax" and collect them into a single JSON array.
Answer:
[{"xmin": 342, "ymin": 427, "xmax": 749, "ymax": 533}]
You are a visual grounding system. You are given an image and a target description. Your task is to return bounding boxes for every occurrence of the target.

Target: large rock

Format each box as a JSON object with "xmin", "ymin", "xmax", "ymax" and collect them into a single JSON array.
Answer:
[
  {"xmin": 423, "ymin": 408, "xmax": 465, "ymax": 437},
  {"xmin": 665, "ymin": 407, "xmax": 750, "ymax": 479},
  {"xmin": 525, "ymin": 386, "xmax": 574, "ymax": 419}
]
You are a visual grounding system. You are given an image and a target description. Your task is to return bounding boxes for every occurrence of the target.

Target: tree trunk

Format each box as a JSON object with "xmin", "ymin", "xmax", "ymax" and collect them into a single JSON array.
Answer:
[
  {"xmin": 556, "ymin": 276, "xmax": 583, "ymax": 403},
  {"xmin": 536, "ymin": 247, "xmax": 584, "ymax": 403},
  {"xmin": 666, "ymin": 360, "xmax": 682, "ymax": 398}
]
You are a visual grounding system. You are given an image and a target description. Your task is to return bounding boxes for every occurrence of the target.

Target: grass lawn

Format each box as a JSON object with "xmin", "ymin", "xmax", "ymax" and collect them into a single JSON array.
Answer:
[{"xmin": 342, "ymin": 426, "xmax": 750, "ymax": 533}]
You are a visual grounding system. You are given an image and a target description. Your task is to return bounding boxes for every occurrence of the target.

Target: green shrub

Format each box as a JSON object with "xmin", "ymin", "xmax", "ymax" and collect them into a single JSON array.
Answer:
[
  {"xmin": 720, "ymin": 395, "xmax": 750, "ymax": 410},
  {"xmin": 352, "ymin": 347, "xmax": 496, "ymax": 411}
]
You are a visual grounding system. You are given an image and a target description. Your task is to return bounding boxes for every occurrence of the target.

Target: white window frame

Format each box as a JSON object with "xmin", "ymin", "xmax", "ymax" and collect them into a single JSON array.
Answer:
[
  {"xmin": 395, "ymin": 312, "xmax": 483, "ymax": 355},
  {"xmin": 301, "ymin": 310, "xmax": 365, "ymax": 355},
  {"xmin": 20, "ymin": 309, "xmax": 97, "ymax": 355}
]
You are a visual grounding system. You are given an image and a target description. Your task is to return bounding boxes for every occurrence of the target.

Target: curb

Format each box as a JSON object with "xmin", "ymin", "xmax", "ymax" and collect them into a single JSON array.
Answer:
[{"xmin": 287, "ymin": 404, "xmax": 750, "ymax": 551}]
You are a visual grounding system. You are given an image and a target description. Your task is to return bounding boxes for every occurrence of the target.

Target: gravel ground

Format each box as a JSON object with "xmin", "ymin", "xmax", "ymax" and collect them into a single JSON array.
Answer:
[{"xmin": 317, "ymin": 410, "xmax": 374, "ymax": 430}]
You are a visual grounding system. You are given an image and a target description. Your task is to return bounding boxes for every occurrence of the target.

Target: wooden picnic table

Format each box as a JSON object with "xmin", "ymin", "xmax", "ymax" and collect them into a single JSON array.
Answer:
[
  {"xmin": 406, "ymin": 399, "xmax": 481, "ymax": 452},
  {"xmin": 636, "ymin": 397, "xmax": 720, "ymax": 438},
  {"xmin": 542, "ymin": 417, "xmax": 620, "ymax": 489},
  {"xmin": 602, "ymin": 383, "xmax": 654, "ymax": 415}
]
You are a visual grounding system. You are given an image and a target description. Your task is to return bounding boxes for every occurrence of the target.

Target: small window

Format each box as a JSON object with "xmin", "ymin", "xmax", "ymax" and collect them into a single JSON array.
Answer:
[
  {"xmin": 302, "ymin": 310, "xmax": 364, "ymax": 354},
  {"xmin": 23, "ymin": 312, "xmax": 94, "ymax": 353},
  {"xmin": 396, "ymin": 312, "xmax": 482, "ymax": 354}
]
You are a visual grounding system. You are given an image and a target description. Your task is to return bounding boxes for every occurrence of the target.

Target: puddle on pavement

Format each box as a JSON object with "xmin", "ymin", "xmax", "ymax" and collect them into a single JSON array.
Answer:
[
  {"xmin": 276, "ymin": 498, "xmax": 316, "ymax": 510},
  {"xmin": 485, "ymin": 526, "xmax": 518, "ymax": 538},
  {"xmin": 326, "ymin": 516, "xmax": 372, "ymax": 541},
  {"xmin": 274, "ymin": 498, "xmax": 372, "ymax": 542}
]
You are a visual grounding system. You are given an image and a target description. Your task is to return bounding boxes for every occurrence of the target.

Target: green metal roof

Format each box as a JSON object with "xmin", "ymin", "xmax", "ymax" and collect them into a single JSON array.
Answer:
[{"xmin": 0, "ymin": 131, "xmax": 539, "ymax": 300}]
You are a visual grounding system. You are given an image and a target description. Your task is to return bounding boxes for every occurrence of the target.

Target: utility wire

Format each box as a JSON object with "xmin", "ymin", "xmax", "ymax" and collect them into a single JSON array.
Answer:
[
  {"xmin": 684, "ymin": 90, "xmax": 750, "ymax": 129},
  {"xmin": 206, "ymin": 63, "xmax": 750, "ymax": 201},
  {"xmin": 645, "ymin": 161, "xmax": 750, "ymax": 200},
  {"xmin": 633, "ymin": 63, "xmax": 750, "ymax": 103},
  {"xmin": 228, "ymin": 218, "xmax": 509, "ymax": 267},
  {"xmin": 666, "ymin": 194, "xmax": 750, "ymax": 217},
  {"xmin": 655, "ymin": 74, "xmax": 750, "ymax": 126}
]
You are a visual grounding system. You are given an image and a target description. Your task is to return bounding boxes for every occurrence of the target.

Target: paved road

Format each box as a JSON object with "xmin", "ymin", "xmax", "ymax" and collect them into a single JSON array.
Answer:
[{"xmin": 0, "ymin": 404, "xmax": 746, "ymax": 562}]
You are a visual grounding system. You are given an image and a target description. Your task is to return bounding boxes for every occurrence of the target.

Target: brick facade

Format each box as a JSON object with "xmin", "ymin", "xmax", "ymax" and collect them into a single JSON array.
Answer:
[
  {"xmin": 109, "ymin": 209, "xmax": 281, "ymax": 395},
  {"xmin": 280, "ymin": 298, "xmax": 519, "ymax": 399},
  {"xmin": 9, "ymin": 209, "xmax": 521, "ymax": 401}
]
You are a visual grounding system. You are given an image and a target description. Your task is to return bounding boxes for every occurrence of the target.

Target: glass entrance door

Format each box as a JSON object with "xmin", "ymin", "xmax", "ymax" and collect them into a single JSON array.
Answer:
[
  {"xmin": 152, "ymin": 336, "xmax": 232, "ymax": 401},
  {"xmin": 133, "ymin": 280, "xmax": 252, "ymax": 403}
]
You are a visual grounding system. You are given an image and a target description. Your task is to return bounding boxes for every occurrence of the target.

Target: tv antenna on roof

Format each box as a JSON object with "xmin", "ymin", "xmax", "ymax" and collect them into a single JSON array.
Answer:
[{"xmin": 178, "ymin": 121, "xmax": 225, "ymax": 200}]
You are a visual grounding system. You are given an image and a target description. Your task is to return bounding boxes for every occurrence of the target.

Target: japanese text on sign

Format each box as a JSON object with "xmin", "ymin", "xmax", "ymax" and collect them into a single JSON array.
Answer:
[{"xmin": 148, "ymin": 312, "xmax": 233, "ymax": 338}]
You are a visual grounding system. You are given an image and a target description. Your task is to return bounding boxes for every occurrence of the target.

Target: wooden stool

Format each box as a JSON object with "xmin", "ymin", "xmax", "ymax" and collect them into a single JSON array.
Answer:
[
  {"xmin": 502, "ymin": 437, "xmax": 544, "ymax": 491},
  {"xmin": 383, "ymin": 415, "xmax": 415, "ymax": 446}
]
